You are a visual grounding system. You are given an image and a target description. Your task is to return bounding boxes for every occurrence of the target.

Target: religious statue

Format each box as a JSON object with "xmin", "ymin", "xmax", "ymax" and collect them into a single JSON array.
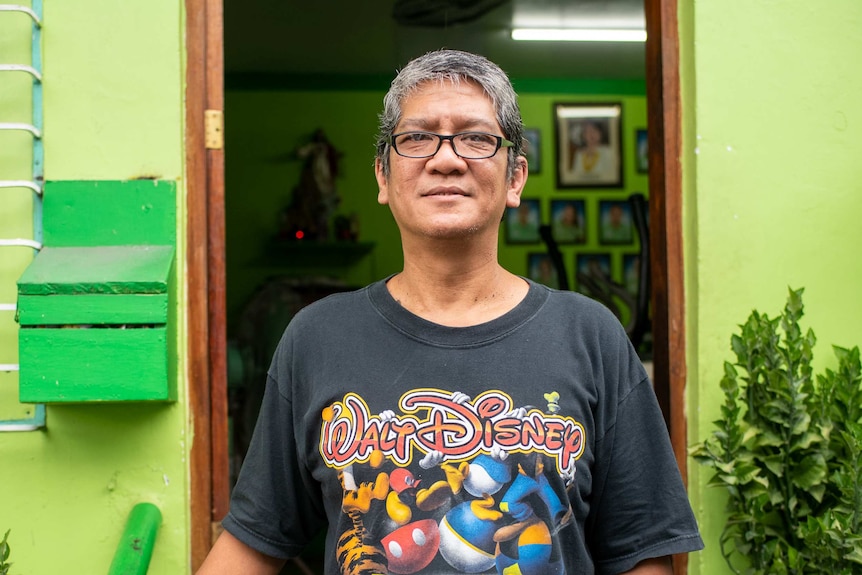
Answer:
[{"xmin": 279, "ymin": 129, "xmax": 342, "ymax": 241}]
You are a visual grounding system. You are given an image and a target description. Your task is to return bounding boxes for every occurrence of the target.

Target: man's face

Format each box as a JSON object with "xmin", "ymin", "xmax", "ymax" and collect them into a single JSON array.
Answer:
[
  {"xmin": 375, "ymin": 79, "xmax": 527, "ymax": 243},
  {"xmin": 583, "ymin": 122, "xmax": 602, "ymax": 147}
]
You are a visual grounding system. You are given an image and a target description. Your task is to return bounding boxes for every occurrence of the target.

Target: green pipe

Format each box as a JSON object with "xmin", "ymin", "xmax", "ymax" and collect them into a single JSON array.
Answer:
[{"xmin": 107, "ymin": 503, "xmax": 162, "ymax": 575}]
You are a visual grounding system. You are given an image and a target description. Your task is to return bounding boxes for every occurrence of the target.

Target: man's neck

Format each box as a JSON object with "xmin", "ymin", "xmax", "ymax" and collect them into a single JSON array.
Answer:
[{"xmin": 387, "ymin": 245, "xmax": 529, "ymax": 327}]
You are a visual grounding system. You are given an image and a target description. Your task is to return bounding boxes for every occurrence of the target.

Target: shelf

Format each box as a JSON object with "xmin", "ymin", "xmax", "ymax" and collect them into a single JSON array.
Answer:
[{"xmin": 261, "ymin": 240, "xmax": 375, "ymax": 268}]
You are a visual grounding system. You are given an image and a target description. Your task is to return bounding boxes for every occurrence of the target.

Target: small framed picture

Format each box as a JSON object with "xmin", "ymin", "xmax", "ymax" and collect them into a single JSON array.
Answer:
[
  {"xmin": 635, "ymin": 128, "xmax": 648, "ymax": 174},
  {"xmin": 574, "ymin": 252, "xmax": 611, "ymax": 295},
  {"xmin": 623, "ymin": 253, "xmax": 642, "ymax": 297},
  {"xmin": 550, "ymin": 199, "xmax": 586, "ymax": 245},
  {"xmin": 554, "ymin": 102, "xmax": 623, "ymax": 188},
  {"xmin": 598, "ymin": 199, "xmax": 634, "ymax": 245},
  {"xmin": 523, "ymin": 128, "xmax": 541, "ymax": 174},
  {"xmin": 505, "ymin": 198, "xmax": 541, "ymax": 244},
  {"xmin": 527, "ymin": 252, "xmax": 560, "ymax": 289}
]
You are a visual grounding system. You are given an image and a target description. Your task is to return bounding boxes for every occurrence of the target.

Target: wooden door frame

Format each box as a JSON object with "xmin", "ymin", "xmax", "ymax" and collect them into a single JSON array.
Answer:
[
  {"xmin": 645, "ymin": 0, "xmax": 689, "ymax": 573},
  {"xmin": 184, "ymin": 0, "xmax": 688, "ymax": 570},
  {"xmin": 645, "ymin": 0, "xmax": 686, "ymax": 487},
  {"xmin": 187, "ymin": 0, "xmax": 228, "ymax": 570}
]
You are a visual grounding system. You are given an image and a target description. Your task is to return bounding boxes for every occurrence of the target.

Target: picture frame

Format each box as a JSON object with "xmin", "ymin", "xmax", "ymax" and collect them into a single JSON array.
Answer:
[
  {"xmin": 523, "ymin": 127, "xmax": 541, "ymax": 174},
  {"xmin": 622, "ymin": 253, "xmax": 641, "ymax": 297},
  {"xmin": 574, "ymin": 252, "xmax": 611, "ymax": 295},
  {"xmin": 527, "ymin": 252, "xmax": 560, "ymax": 289},
  {"xmin": 504, "ymin": 198, "xmax": 541, "ymax": 244},
  {"xmin": 549, "ymin": 199, "xmax": 587, "ymax": 245},
  {"xmin": 598, "ymin": 199, "xmax": 634, "ymax": 245},
  {"xmin": 554, "ymin": 102, "xmax": 623, "ymax": 189},
  {"xmin": 635, "ymin": 128, "xmax": 648, "ymax": 174}
]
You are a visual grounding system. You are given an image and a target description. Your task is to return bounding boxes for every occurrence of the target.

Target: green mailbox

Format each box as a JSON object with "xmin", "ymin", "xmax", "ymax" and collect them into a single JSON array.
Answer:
[{"xmin": 17, "ymin": 245, "xmax": 176, "ymax": 403}]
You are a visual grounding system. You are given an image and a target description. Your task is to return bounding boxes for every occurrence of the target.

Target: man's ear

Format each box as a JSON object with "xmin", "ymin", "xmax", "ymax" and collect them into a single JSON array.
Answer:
[
  {"xmin": 506, "ymin": 156, "xmax": 528, "ymax": 209},
  {"xmin": 375, "ymin": 157, "xmax": 389, "ymax": 205}
]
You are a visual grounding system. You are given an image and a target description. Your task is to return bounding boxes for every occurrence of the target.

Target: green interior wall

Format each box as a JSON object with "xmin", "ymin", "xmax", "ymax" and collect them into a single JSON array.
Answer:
[
  {"xmin": 225, "ymin": 88, "xmax": 390, "ymax": 332},
  {"xmin": 683, "ymin": 1, "xmax": 862, "ymax": 573},
  {"xmin": 225, "ymin": 82, "xmax": 648, "ymax": 335},
  {"xmin": 0, "ymin": 2, "xmax": 189, "ymax": 573}
]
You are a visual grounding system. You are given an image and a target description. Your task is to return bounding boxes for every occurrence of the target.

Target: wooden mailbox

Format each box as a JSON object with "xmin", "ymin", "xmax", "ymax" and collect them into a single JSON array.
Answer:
[{"xmin": 17, "ymin": 245, "xmax": 176, "ymax": 403}]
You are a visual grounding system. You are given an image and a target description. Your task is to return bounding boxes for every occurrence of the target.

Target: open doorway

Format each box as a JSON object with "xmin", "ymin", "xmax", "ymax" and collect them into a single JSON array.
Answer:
[{"xmin": 188, "ymin": 0, "xmax": 688, "ymax": 571}]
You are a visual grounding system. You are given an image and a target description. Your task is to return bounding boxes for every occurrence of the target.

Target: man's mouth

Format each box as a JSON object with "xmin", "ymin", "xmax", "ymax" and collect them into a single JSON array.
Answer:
[{"xmin": 424, "ymin": 187, "xmax": 468, "ymax": 197}]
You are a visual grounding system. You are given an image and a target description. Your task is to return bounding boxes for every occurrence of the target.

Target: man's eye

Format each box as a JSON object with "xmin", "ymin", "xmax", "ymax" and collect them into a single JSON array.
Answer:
[
  {"xmin": 405, "ymin": 133, "xmax": 433, "ymax": 142},
  {"xmin": 462, "ymin": 133, "xmax": 494, "ymax": 144}
]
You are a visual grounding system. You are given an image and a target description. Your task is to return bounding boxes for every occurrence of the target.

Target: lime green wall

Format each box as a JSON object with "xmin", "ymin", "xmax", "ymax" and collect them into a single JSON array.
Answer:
[
  {"xmin": 225, "ymin": 85, "xmax": 647, "ymax": 334},
  {"xmin": 0, "ymin": 2, "xmax": 189, "ymax": 573},
  {"xmin": 683, "ymin": 1, "xmax": 862, "ymax": 573}
]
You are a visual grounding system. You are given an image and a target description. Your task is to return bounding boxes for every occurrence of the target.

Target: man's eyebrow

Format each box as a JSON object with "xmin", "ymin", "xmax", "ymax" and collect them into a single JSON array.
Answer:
[
  {"xmin": 396, "ymin": 119, "xmax": 432, "ymax": 130},
  {"xmin": 397, "ymin": 117, "xmax": 499, "ymax": 131}
]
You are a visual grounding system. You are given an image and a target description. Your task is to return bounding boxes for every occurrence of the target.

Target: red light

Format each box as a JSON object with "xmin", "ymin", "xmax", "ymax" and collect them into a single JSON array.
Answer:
[{"xmin": 295, "ymin": 230, "xmax": 305, "ymax": 240}]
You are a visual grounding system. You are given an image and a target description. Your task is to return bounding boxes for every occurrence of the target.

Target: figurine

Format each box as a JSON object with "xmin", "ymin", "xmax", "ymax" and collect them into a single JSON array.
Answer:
[{"xmin": 280, "ymin": 129, "xmax": 342, "ymax": 241}]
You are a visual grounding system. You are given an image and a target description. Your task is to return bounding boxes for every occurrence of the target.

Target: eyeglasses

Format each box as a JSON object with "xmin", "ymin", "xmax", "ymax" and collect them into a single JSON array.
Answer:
[{"xmin": 389, "ymin": 131, "xmax": 514, "ymax": 160}]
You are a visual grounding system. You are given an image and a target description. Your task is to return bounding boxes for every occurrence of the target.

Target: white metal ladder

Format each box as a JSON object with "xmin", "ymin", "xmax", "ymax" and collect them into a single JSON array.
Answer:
[{"xmin": 0, "ymin": 1, "xmax": 45, "ymax": 431}]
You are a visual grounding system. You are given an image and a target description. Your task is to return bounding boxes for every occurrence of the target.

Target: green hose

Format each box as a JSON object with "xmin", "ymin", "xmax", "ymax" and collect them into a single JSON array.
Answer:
[{"xmin": 107, "ymin": 503, "xmax": 162, "ymax": 575}]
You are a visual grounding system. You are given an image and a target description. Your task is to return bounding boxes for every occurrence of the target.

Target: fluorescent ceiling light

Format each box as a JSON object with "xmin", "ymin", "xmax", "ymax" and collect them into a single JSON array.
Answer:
[
  {"xmin": 511, "ymin": 28, "xmax": 647, "ymax": 42},
  {"xmin": 556, "ymin": 106, "xmax": 621, "ymax": 119}
]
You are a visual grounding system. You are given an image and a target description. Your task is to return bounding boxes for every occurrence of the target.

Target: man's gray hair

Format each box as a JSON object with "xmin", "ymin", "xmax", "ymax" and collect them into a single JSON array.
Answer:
[{"xmin": 375, "ymin": 49, "xmax": 525, "ymax": 181}]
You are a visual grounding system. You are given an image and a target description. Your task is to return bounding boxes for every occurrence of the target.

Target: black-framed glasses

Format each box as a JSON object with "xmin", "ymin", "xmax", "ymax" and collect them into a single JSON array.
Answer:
[{"xmin": 389, "ymin": 131, "xmax": 514, "ymax": 160}]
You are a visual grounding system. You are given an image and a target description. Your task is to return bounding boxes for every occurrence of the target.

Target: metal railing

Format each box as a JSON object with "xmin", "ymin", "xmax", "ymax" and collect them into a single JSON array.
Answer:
[{"xmin": 0, "ymin": 0, "xmax": 45, "ymax": 431}]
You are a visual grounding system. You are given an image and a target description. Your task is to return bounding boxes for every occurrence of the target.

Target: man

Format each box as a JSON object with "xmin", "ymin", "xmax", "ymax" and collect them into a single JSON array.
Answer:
[{"xmin": 197, "ymin": 49, "xmax": 703, "ymax": 575}]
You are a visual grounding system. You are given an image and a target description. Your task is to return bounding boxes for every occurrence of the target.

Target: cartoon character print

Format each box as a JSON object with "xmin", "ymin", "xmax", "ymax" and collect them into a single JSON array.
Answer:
[
  {"xmin": 323, "ymin": 390, "xmax": 583, "ymax": 575},
  {"xmin": 436, "ymin": 451, "xmax": 511, "ymax": 573},
  {"xmin": 336, "ymin": 464, "xmax": 391, "ymax": 575},
  {"xmin": 494, "ymin": 457, "xmax": 571, "ymax": 575}
]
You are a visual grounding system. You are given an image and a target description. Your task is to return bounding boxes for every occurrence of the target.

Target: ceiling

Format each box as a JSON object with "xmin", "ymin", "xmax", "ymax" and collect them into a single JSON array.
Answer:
[{"xmin": 224, "ymin": 0, "xmax": 647, "ymax": 81}]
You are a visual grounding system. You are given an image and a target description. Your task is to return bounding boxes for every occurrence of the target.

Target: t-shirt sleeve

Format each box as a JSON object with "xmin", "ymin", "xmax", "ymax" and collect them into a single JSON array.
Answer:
[
  {"xmin": 586, "ymin": 378, "xmax": 704, "ymax": 574},
  {"xmin": 220, "ymin": 339, "xmax": 327, "ymax": 559}
]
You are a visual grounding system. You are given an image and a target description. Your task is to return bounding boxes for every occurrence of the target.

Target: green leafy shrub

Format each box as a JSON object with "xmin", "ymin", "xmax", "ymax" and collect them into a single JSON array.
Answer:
[
  {"xmin": 0, "ymin": 530, "xmax": 11, "ymax": 575},
  {"xmin": 691, "ymin": 288, "xmax": 862, "ymax": 574}
]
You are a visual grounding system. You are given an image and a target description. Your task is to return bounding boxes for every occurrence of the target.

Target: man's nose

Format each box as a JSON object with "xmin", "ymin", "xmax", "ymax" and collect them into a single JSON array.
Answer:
[{"xmin": 433, "ymin": 137, "xmax": 463, "ymax": 161}]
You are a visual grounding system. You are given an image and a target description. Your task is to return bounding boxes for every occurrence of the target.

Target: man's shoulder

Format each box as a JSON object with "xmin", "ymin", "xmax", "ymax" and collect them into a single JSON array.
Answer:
[
  {"xmin": 294, "ymin": 283, "xmax": 373, "ymax": 320},
  {"xmin": 539, "ymin": 283, "xmax": 602, "ymax": 309},
  {"xmin": 536, "ymin": 283, "xmax": 626, "ymax": 330},
  {"xmin": 278, "ymin": 283, "xmax": 378, "ymax": 348}
]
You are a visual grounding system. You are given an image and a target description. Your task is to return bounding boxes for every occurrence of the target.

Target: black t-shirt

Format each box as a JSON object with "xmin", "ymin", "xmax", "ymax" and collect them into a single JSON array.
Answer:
[{"xmin": 223, "ymin": 278, "xmax": 703, "ymax": 574}]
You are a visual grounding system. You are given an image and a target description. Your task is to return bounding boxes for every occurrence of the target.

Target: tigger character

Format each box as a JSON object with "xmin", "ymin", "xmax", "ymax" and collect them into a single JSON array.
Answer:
[{"xmin": 337, "ymin": 465, "xmax": 390, "ymax": 575}]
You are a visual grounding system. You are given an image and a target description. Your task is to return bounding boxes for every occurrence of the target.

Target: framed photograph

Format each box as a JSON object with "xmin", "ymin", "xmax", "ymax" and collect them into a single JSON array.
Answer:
[
  {"xmin": 550, "ymin": 199, "xmax": 586, "ymax": 245},
  {"xmin": 554, "ymin": 102, "xmax": 623, "ymax": 188},
  {"xmin": 635, "ymin": 128, "xmax": 649, "ymax": 174},
  {"xmin": 527, "ymin": 252, "xmax": 561, "ymax": 289},
  {"xmin": 622, "ymin": 253, "xmax": 641, "ymax": 297},
  {"xmin": 523, "ymin": 128, "xmax": 541, "ymax": 174},
  {"xmin": 574, "ymin": 252, "xmax": 611, "ymax": 295},
  {"xmin": 598, "ymin": 199, "xmax": 634, "ymax": 245},
  {"xmin": 505, "ymin": 198, "xmax": 541, "ymax": 244}
]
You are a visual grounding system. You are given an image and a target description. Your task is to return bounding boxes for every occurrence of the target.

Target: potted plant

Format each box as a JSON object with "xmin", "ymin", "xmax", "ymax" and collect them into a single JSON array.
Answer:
[{"xmin": 691, "ymin": 288, "xmax": 862, "ymax": 574}]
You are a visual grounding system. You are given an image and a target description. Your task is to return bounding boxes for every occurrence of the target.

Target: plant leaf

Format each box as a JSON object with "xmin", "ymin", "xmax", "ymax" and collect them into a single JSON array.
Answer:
[{"xmin": 792, "ymin": 454, "xmax": 828, "ymax": 489}]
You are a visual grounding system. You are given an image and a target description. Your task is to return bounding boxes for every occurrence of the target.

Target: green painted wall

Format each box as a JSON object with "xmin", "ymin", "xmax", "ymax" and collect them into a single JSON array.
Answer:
[
  {"xmin": 683, "ymin": 1, "xmax": 862, "ymax": 573},
  {"xmin": 0, "ymin": 2, "xmax": 189, "ymax": 574},
  {"xmin": 225, "ymin": 89, "xmax": 390, "ymax": 333},
  {"xmin": 225, "ymin": 84, "xmax": 648, "ymax": 335}
]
